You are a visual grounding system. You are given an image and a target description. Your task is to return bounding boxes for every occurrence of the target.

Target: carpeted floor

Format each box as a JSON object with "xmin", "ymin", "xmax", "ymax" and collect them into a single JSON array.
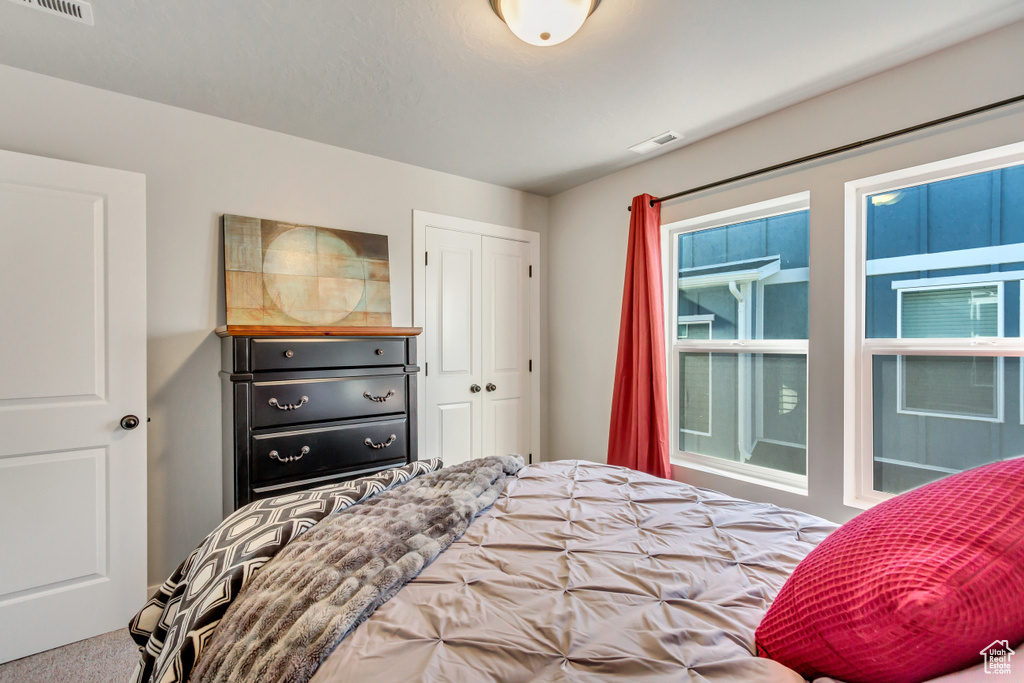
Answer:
[{"xmin": 0, "ymin": 628, "xmax": 138, "ymax": 683}]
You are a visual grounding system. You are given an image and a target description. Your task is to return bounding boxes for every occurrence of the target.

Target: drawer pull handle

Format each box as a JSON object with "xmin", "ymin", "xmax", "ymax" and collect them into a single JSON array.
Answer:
[
  {"xmin": 375, "ymin": 348, "xmax": 384, "ymax": 355},
  {"xmin": 269, "ymin": 446, "xmax": 309, "ymax": 463},
  {"xmin": 363, "ymin": 390, "xmax": 396, "ymax": 403},
  {"xmin": 268, "ymin": 396, "xmax": 308, "ymax": 411},
  {"xmin": 364, "ymin": 434, "xmax": 397, "ymax": 450},
  {"xmin": 284, "ymin": 350, "xmax": 294, "ymax": 358}
]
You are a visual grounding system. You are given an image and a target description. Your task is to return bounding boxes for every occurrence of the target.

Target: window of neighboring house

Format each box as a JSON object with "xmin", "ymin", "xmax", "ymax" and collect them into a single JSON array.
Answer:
[
  {"xmin": 897, "ymin": 283, "xmax": 1003, "ymax": 421},
  {"xmin": 845, "ymin": 141, "xmax": 1024, "ymax": 508},
  {"xmin": 678, "ymin": 316, "xmax": 712, "ymax": 435},
  {"xmin": 664, "ymin": 192, "xmax": 809, "ymax": 494}
]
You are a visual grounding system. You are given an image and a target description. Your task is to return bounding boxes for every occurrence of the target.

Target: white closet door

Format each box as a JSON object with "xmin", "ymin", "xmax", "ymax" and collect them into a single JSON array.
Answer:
[
  {"xmin": 0, "ymin": 150, "xmax": 147, "ymax": 662},
  {"xmin": 424, "ymin": 227, "xmax": 482, "ymax": 466},
  {"xmin": 482, "ymin": 236, "xmax": 531, "ymax": 459}
]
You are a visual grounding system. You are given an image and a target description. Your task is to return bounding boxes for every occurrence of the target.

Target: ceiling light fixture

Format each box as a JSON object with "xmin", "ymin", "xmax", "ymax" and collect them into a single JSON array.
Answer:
[{"xmin": 490, "ymin": 0, "xmax": 601, "ymax": 47}]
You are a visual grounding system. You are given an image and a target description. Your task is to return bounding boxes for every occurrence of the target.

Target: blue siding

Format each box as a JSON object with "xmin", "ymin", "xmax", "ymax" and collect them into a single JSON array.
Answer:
[
  {"xmin": 867, "ymin": 186, "xmax": 924, "ymax": 260},
  {"xmin": 764, "ymin": 283, "xmax": 808, "ymax": 339},
  {"xmin": 1001, "ymin": 165, "xmax": 1024, "ymax": 244},
  {"xmin": 691, "ymin": 228, "xmax": 727, "ymax": 268},
  {"xmin": 725, "ymin": 220, "xmax": 764, "ymax": 262},
  {"xmin": 867, "ymin": 167, "xmax": 1024, "ymax": 259},
  {"xmin": 679, "ymin": 211, "xmax": 809, "ymax": 270},
  {"xmin": 767, "ymin": 212, "xmax": 809, "ymax": 268},
  {"xmin": 926, "ymin": 173, "xmax": 995, "ymax": 252},
  {"xmin": 1006, "ymin": 280, "xmax": 1021, "ymax": 338},
  {"xmin": 866, "ymin": 275, "xmax": 899, "ymax": 339}
]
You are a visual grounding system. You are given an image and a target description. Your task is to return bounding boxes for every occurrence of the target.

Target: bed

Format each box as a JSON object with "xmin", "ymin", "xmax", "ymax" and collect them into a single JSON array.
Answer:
[
  {"xmin": 307, "ymin": 458, "xmax": 832, "ymax": 682},
  {"xmin": 131, "ymin": 458, "xmax": 994, "ymax": 683}
]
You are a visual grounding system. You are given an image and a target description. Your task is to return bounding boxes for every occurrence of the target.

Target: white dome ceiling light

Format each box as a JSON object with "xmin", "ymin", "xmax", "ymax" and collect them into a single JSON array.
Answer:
[{"xmin": 490, "ymin": 0, "xmax": 601, "ymax": 47}]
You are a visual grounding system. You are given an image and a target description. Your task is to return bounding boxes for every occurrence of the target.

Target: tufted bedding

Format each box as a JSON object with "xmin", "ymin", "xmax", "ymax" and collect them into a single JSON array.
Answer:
[{"xmin": 308, "ymin": 459, "xmax": 837, "ymax": 682}]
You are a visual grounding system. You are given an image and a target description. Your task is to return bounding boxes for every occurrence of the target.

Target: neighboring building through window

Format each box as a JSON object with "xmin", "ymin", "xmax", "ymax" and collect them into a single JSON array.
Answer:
[
  {"xmin": 897, "ymin": 283, "xmax": 1002, "ymax": 421},
  {"xmin": 666, "ymin": 193, "xmax": 809, "ymax": 493},
  {"xmin": 846, "ymin": 141, "xmax": 1024, "ymax": 508}
]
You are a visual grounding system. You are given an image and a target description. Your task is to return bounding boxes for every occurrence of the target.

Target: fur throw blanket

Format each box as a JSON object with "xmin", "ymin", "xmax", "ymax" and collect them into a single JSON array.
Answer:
[
  {"xmin": 191, "ymin": 455, "xmax": 525, "ymax": 683},
  {"xmin": 128, "ymin": 459, "xmax": 442, "ymax": 683}
]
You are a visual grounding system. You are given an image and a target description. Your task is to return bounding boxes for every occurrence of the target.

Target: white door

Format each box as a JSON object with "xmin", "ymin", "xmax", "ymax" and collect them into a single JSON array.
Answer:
[
  {"xmin": 424, "ymin": 227, "xmax": 482, "ymax": 466},
  {"xmin": 482, "ymin": 236, "xmax": 531, "ymax": 460},
  {"xmin": 422, "ymin": 224, "xmax": 533, "ymax": 465},
  {"xmin": 0, "ymin": 150, "xmax": 147, "ymax": 662}
]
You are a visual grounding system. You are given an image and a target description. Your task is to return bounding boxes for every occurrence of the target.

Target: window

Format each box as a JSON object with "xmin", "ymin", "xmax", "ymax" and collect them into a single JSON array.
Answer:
[
  {"xmin": 664, "ymin": 193, "xmax": 809, "ymax": 494},
  {"xmin": 897, "ymin": 283, "xmax": 1003, "ymax": 421},
  {"xmin": 845, "ymin": 141, "xmax": 1024, "ymax": 508}
]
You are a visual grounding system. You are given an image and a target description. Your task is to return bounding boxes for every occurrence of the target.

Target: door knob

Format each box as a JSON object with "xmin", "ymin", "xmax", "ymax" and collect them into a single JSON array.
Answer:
[
  {"xmin": 485, "ymin": 383, "xmax": 497, "ymax": 392},
  {"xmin": 120, "ymin": 415, "xmax": 140, "ymax": 430},
  {"xmin": 470, "ymin": 384, "xmax": 482, "ymax": 393}
]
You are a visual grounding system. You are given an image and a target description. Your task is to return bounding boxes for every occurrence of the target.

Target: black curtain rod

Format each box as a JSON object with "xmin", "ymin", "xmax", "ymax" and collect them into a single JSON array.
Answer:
[{"xmin": 628, "ymin": 92, "xmax": 1024, "ymax": 212}]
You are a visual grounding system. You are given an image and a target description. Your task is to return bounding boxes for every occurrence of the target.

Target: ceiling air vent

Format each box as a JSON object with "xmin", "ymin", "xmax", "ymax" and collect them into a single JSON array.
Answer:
[
  {"xmin": 6, "ymin": 0, "xmax": 94, "ymax": 25},
  {"xmin": 628, "ymin": 131, "xmax": 683, "ymax": 155}
]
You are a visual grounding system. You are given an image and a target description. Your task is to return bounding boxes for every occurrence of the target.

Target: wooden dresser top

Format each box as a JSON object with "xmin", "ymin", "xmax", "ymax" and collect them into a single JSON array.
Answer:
[{"xmin": 215, "ymin": 325, "xmax": 422, "ymax": 338}]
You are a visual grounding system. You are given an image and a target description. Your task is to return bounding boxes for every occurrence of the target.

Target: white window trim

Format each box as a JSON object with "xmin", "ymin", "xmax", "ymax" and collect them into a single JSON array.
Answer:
[
  {"xmin": 664, "ymin": 192, "xmax": 810, "ymax": 495},
  {"xmin": 895, "ymin": 281, "xmax": 1004, "ymax": 423},
  {"xmin": 844, "ymin": 140, "xmax": 1024, "ymax": 510}
]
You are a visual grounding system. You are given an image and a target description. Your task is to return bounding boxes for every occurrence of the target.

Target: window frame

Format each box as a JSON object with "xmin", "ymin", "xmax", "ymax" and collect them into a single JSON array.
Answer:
[
  {"xmin": 843, "ymin": 140, "xmax": 1024, "ymax": 509},
  {"xmin": 895, "ymin": 280, "xmax": 1004, "ymax": 422},
  {"xmin": 663, "ymin": 192, "xmax": 810, "ymax": 495}
]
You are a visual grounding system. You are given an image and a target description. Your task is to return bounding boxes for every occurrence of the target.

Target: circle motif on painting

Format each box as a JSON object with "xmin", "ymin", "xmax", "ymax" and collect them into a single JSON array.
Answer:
[{"xmin": 262, "ymin": 227, "xmax": 365, "ymax": 324}]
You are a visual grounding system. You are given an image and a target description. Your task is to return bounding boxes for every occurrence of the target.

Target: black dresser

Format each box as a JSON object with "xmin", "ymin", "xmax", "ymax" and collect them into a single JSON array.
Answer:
[{"xmin": 218, "ymin": 326, "xmax": 421, "ymax": 515}]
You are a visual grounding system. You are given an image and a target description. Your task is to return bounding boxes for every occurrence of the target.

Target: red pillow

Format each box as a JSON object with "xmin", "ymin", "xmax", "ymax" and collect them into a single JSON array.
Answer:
[{"xmin": 755, "ymin": 457, "xmax": 1024, "ymax": 683}]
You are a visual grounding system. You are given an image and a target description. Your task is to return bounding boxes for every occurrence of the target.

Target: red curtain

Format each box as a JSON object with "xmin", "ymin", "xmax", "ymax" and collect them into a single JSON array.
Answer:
[{"xmin": 606, "ymin": 194, "xmax": 671, "ymax": 478}]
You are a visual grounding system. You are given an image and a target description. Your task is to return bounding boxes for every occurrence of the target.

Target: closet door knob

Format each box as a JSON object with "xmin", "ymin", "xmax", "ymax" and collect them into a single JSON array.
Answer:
[
  {"xmin": 120, "ymin": 415, "xmax": 140, "ymax": 430},
  {"xmin": 470, "ymin": 384, "xmax": 482, "ymax": 393},
  {"xmin": 485, "ymin": 383, "xmax": 497, "ymax": 392}
]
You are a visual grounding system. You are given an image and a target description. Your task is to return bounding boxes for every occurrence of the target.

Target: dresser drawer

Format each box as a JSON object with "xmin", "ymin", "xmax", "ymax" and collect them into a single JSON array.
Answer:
[
  {"xmin": 252, "ymin": 375, "xmax": 406, "ymax": 428},
  {"xmin": 251, "ymin": 418, "xmax": 408, "ymax": 486},
  {"xmin": 251, "ymin": 338, "xmax": 405, "ymax": 371}
]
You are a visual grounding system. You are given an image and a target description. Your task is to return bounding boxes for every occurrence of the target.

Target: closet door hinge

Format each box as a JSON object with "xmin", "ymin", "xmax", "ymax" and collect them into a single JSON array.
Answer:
[
  {"xmin": 425, "ymin": 251, "xmax": 429, "ymax": 266},
  {"xmin": 529, "ymin": 359, "xmax": 532, "ymax": 372},
  {"xmin": 528, "ymin": 453, "xmax": 533, "ymax": 464},
  {"xmin": 529, "ymin": 265, "xmax": 532, "ymax": 277},
  {"xmin": 425, "ymin": 362, "xmax": 428, "ymax": 376}
]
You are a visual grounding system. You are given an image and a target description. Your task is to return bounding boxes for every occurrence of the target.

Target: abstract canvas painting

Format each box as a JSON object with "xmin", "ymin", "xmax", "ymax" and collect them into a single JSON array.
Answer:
[{"xmin": 223, "ymin": 214, "xmax": 391, "ymax": 327}]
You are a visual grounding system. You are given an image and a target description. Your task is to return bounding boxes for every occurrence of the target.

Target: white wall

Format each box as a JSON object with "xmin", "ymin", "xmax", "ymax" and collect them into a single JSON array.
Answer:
[
  {"xmin": 547, "ymin": 20, "xmax": 1024, "ymax": 524},
  {"xmin": 0, "ymin": 64, "xmax": 549, "ymax": 585}
]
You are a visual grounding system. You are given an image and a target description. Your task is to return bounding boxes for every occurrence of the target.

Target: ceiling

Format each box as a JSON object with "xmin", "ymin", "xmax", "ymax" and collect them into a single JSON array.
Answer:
[{"xmin": 1, "ymin": 0, "xmax": 1024, "ymax": 196}]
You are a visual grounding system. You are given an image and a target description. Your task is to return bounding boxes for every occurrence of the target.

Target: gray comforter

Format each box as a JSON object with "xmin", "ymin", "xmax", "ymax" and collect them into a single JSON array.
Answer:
[
  {"xmin": 191, "ymin": 456, "xmax": 523, "ymax": 683},
  {"xmin": 309, "ymin": 459, "xmax": 837, "ymax": 682}
]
